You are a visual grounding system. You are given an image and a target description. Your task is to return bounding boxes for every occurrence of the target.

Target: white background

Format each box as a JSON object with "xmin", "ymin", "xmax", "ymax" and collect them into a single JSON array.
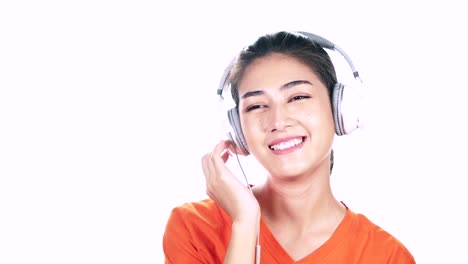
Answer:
[{"xmin": 1, "ymin": 1, "xmax": 467, "ymax": 263}]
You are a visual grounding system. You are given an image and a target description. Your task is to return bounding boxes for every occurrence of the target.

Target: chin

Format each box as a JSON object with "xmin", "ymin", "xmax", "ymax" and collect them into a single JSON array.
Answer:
[
  {"xmin": 266, "ymin": 161, "xmax": 316, "ymax": 179},
  {"xmin": 264, "ymin": 152, "xmax": 331, "ymax": 178}
]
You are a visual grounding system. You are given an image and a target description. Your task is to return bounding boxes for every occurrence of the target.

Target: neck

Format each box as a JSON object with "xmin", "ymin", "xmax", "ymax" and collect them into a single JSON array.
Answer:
[{"xmin": 254, "ymin": 163, "xmax": 345, "ymax": 233}]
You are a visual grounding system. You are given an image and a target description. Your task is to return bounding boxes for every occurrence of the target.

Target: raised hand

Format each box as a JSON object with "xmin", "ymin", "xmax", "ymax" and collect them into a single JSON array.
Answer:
[{"xmin": 201, "ymin": 140, "xmax": 260, "ymax": 223}]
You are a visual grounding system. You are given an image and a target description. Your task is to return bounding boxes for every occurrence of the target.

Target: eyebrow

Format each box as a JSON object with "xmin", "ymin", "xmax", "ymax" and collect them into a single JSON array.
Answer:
[{"xmin": 240, "ymin": 80, "xmax": 313, "ymax": 100}]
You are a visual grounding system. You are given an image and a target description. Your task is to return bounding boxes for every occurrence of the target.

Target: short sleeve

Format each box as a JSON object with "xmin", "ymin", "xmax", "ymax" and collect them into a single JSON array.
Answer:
[
  {"xmin": 382, "ymin": 236, "xmax": 415, "ymax": 264},
  {"xmin": 388, "ymin": 244, "xmax": 416, "ymax": 264},
  {"xmin": 163, "ymin": 207, "xmax": 206, "ymax": 264}
]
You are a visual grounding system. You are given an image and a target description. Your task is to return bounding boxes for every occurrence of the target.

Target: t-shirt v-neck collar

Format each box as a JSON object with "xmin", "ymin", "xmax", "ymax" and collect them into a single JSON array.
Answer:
[{"xmin": 259, "ymin": 206, "xmax": 354, "ymax": 263}]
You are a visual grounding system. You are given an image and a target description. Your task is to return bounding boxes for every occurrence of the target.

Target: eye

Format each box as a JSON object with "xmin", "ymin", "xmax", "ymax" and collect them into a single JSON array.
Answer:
[
  {"xmin": 288, "ymin": 95, "xmax": 311, "ymax": 102},
  {"xmin": 245, "ymin": 104, "xmax": 267, "ymax": 112}
]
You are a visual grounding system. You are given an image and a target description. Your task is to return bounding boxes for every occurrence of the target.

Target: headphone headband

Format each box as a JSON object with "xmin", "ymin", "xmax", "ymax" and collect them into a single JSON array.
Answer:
[
  {"xmin": 217, "ymin": 31, "xmax": 362, "ymax": 98},
  {"xmin": 296, "ymin": 31, "xmax": 362, "ymax": 83}
]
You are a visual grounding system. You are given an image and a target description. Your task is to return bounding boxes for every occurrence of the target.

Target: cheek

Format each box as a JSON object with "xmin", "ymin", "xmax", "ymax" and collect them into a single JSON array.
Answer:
[
  {"xmin": 240, "ymin": 115, "xmax": 263, "ymax": 138},
  {"xmin": 300, "ymin": 105, "xmax": 335, "ymax": 133},
  {"xmin": 240, "ymin": 115, "xmax": 269, "ymax": 154}
]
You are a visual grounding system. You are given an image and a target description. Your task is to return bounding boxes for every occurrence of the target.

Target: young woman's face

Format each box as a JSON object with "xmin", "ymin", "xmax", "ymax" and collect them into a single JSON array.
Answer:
[{"xmin": 238, "ymin": 53, "xmax": 335, "ymax": 178}]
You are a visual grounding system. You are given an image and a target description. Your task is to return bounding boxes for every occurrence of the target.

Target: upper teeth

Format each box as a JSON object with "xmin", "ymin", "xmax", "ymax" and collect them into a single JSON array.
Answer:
[{"xmin": 270, "ymin": 138, "xmax": 303, "ymax": 150}]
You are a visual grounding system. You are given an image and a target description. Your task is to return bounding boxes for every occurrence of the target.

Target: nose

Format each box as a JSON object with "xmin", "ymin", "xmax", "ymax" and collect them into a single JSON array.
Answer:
[{"xmin": 266, "ymin": 104, "xmax": 293, "ymax": 132}]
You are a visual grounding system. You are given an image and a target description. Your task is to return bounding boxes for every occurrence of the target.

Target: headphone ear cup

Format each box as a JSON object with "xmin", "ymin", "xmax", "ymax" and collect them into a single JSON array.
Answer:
[
  {"xmin": 333, "ymin": 83, "xmax": 345, "ymax": 135},
  {"xmin": 227, "ymin": 108, "xmax": 249, "ymax": 155},
  {"xmin": 332, "ymin": 83, "xmax": 361, "ymax": 135}
]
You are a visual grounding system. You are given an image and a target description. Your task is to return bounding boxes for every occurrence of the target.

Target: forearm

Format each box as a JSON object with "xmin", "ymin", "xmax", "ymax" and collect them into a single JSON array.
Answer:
[{"xmin": 224, "ymin": 219, "xmax": 260, "ymax": 264}]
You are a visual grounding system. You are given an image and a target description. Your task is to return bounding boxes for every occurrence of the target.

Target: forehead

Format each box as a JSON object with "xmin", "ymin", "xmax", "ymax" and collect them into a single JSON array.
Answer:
[{"xmin": 238, "ymin": 53, "xmax": 322, "ymax": 94}]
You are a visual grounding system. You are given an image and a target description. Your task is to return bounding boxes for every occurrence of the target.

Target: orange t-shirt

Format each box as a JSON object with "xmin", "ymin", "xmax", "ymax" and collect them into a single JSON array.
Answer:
[{"xmin": 163, "ymin": 199, "xmax": 415, "ymax": 263}]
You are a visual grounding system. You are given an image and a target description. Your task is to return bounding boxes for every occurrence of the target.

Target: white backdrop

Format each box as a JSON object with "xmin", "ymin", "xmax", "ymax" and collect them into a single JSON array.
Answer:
[{"xmin": 1, "ymin": 1, "xmax": 467, "ymax": 263}]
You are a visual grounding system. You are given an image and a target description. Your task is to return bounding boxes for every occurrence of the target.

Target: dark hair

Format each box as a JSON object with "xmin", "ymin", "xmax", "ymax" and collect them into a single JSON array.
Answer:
[
  {"xmin": 226, "ymin": 31, "xmax": 337, "ymax": 106},
  {"xmin": 225, "ymin": 31, "xmax": 337, "ymax": 174}
]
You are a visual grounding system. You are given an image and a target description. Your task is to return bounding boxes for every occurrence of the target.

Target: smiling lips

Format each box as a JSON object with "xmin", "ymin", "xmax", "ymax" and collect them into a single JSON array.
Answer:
[{"xmin": 268, "ymin": 136, "xmax": 305, "ymax": 153}]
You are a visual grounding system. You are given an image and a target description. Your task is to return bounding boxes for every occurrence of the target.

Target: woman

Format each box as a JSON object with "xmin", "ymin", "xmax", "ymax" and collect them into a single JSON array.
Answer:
[{"xmin": 163, "ymin": 31, "xmax": 415, "ymax": 263}]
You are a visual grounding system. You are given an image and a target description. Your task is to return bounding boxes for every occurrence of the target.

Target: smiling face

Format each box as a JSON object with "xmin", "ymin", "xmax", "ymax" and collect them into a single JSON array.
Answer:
[{"xmin": 238, "ymin": 53, "xmax": 335, "ymax": 179}]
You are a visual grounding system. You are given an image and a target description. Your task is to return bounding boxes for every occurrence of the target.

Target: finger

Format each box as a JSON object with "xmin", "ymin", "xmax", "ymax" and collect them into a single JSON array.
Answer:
[
  {"xmin": 220, "ymin": 149, "xmax": 230, "ymax": 163},
  {"xmin": 211, "ymin": 140, "xmax": 231, "ymax": 157},
  {"xmin": 201, "ymin": 153, "xmax": 213, "ymax": 181},
  {"xmin": 210, "ymin": 140, "xmax": 232, "ymax": 163},
  {"xmin": 204, "ymin": 148, "xmax": 224, "ymax": 183}
]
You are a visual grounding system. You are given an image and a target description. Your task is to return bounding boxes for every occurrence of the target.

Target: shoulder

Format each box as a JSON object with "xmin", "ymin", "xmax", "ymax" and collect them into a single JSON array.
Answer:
[
  {"xmin": 348, "ymin": 210, "xmax": 415, "ymax": 263},
  {"xmin": 169, "ymin": 199, "xmax": 229, "ymax": 222},
  {"xmin": 163, "ymin": 199, "xmax": 231, "ymax": 263},
  {"xmin": 164, "ymin": 198, "xmax": 229, "ymax": 233},
  {"xmin": 352, "ymin": 212, "xmax": 408, "ymax": 247}
]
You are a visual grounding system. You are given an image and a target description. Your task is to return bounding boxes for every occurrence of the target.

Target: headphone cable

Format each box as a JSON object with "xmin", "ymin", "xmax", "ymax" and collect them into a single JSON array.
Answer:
[{"xmin": 233, "ymin": 152, "xmax": 261, "ymax": 264}]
